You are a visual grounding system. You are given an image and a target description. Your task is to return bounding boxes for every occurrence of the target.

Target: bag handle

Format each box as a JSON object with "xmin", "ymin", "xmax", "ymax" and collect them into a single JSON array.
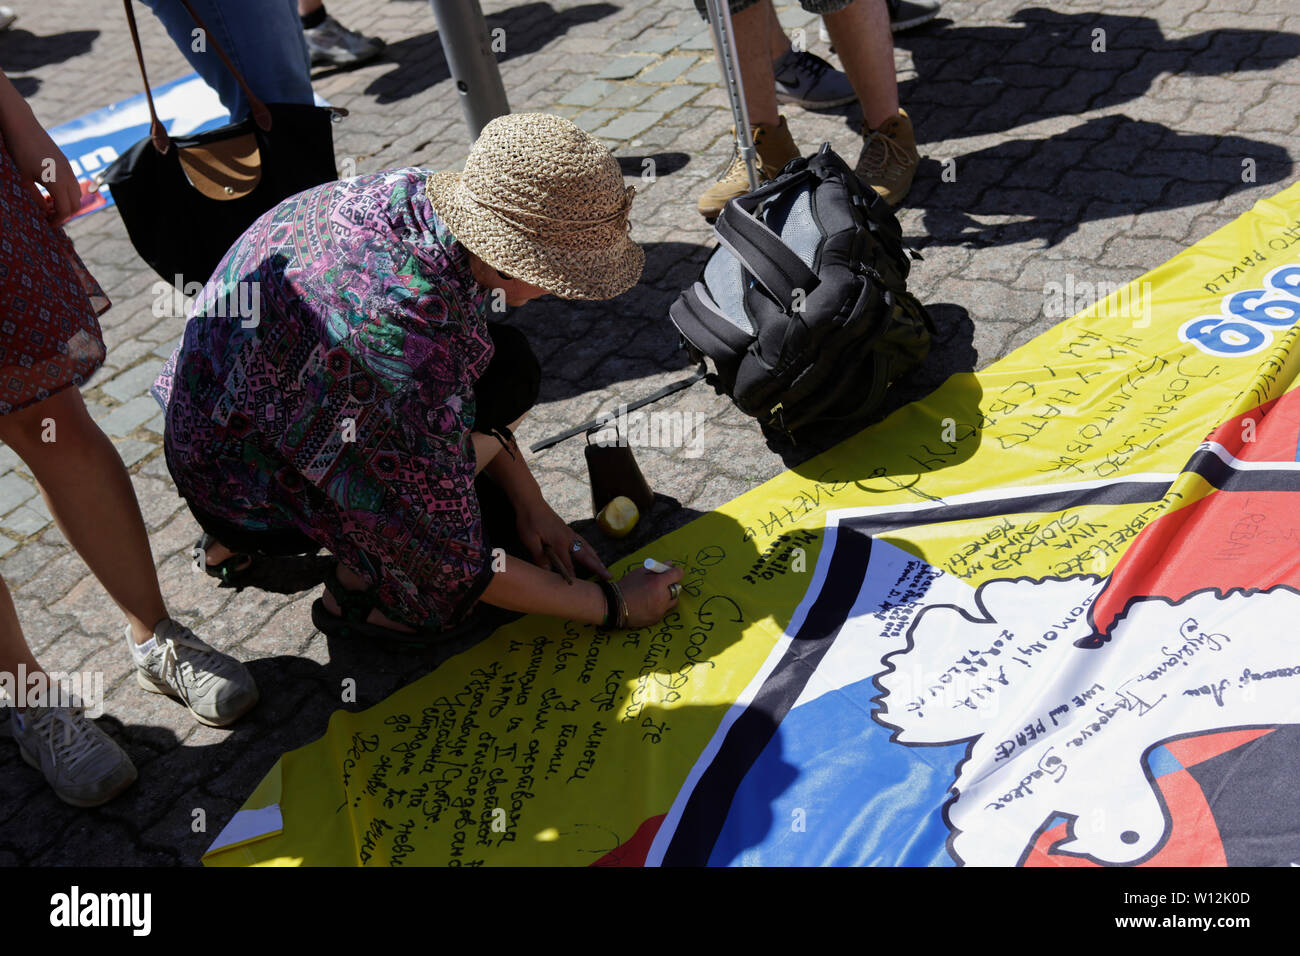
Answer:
[
  {"xmin": 121, "ymin": 0, "xmax": 272, "ymax": 155},
  {"xmin": 714, "ymin": 187, "xmax": 820, "ymax": 313}
]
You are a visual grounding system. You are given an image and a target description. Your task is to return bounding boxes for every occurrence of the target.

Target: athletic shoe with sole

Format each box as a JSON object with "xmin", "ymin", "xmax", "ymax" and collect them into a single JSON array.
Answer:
[
  {"xmin": 696, "ymin": 116, "xmax": 801, "ymax": 219},
  {"xmin": 774, "ymin": 48, "xmax": 856, "ymax": 109},
  {"xmin": 304, "ymin": 15, "xmax": 384, "ymax": 68},
  {"xmin": 8, "ymin": 704, "xmax": 137, "ymax": 807},
  {"xmin": 131, "ymin": 619, "xmax": 258, "ymax": 727},
  {"xmin": 855, "ymin": 108, "xmax": 919, "ymax": 207},
  {"xmin": 889, "ymin": 0, "xmax": 941, "ymax": 32}
]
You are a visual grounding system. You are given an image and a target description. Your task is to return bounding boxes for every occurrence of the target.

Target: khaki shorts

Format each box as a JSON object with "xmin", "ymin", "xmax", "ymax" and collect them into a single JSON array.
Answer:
[{"xmin": 694, "ymin": 0, "xmax": 857, "ymax": 20}]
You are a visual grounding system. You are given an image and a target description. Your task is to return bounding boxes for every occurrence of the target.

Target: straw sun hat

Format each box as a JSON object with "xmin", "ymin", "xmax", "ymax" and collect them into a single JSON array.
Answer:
[{"xmin": 426, "ymin": 112, "xmax": 644, "ymax": 300}]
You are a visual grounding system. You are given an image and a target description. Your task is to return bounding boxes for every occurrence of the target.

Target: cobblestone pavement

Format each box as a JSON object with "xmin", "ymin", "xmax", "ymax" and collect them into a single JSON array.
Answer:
[{"xmin": 0, "ymin": 0, "xmax": 1296, "ymax": 865}]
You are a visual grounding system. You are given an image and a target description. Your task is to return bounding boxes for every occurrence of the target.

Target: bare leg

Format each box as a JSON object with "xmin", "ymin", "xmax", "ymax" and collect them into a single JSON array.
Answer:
[
  {"xmin": 297, "ymin": 0, "xmax": 322, "ymax": 14},
  {"xmin": 708, "ymin": 0, "xmax": 781, "ymax": 127},
  {"xmin": 0, "ymin": 575, "xmax": 43, "ymax": 711},
  {"xmin": 823, "ymin": 0, "xmax": 898, "ymax": 128},
  {"xmin": 766, "ymin": 0, "xmax": 792, "ymax": 62},
  {"xmin": 0, "ymin": 388, "xmax": 166, "ymax": 644}
]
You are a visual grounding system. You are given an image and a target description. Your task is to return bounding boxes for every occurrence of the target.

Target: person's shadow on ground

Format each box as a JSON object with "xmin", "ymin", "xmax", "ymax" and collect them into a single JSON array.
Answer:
[
  {"xmin": 355, "ymin": 2, "xmax": 620, "ymax": 103},
  {"xmin": 0, "ymin": 28, "xmax": 100, "ymax": 97},
  {"xmin": 906, "ymin": 116, "xmax": 1293, "ymax": 249},
  {"xmin": 512, "ymin": 239, "xmax": 715, "ymax": 400},
  {"xmin": 885, "ymin": 7, "xmax": 1300, "ymax": 142}
]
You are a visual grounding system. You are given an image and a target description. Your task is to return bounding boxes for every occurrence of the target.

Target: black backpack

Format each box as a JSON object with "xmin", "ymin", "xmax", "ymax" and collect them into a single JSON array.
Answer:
[{"xmin": 669, "ymin": 143, "xmax": 933, "ymax": 439}]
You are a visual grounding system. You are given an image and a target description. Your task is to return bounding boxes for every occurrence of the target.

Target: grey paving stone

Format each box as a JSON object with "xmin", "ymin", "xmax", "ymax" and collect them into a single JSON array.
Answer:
[
  {"xmin": 115, "ymin": 438, "xmax": 157, "ymax": 468},
  {"xmin": 101, "ymin": 362, "xmax": 165, "ymax": 404},
  {"xmin": 593, "ymin": 110, "xmax": 664, "ymax": 142},
  {"xmin": 643, "ymin": 84, "xmax": 706, "ymax": 114},
  {"xmin": 600, "ymin": 83, "xmax": 657, "ymax": 110},
  {"xmin": 679, "ymin": 29, "xmax": 716, "ymax": 52},
  {"xmin": 572, "ymin": 108, "xmax": 619, "ymax": 132},
  {"xmin": 627, "ymin": 34, "xmax": 684, "ymax": 55},
  {"xmin": 683, "ymin": 59, "xmax": 720, "ymax": 85},
  {"xmin": 0, "ymin": 445, "xmax": 23, "ymax": 474},
  {"xmin": 596, "ymin": 55, "xmax": 657, "ymax": 80},
  {"xmin": 0, "ymin": 473, "xmax": 37, "ymax": 514},
  {"xmin": 0, "ymin": 540, "xmax": 59, "ymax": 588},
  {"xmin": 639, "ymin": 55, "xmax": 698, "ymax": 84},
  {"xmin": 559, "ymin": 78, "xmax": 614, "ymax": 106},
  {"xmin": 85, "ymin": 400, "xmax": 115, "ymax": 424},
  {"xmin": 776, "ymin": 6, "xmax": 818, "ymax": 31},
  {"xmin": 97, "ymin": 396, "xmax": 160, "ymax": 438},
  {"xmin": 1, "ymin": 504, "xmax": 51, "ymax": 538}
]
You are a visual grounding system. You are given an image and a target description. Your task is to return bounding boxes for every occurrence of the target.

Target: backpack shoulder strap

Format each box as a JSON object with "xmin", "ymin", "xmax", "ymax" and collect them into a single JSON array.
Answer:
[{"xmin": 714, "ymin": 187, "xmax": 820, "ymax": 312}]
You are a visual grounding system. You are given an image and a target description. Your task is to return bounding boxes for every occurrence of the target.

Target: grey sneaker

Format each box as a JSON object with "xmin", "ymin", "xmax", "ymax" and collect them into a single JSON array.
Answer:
[
  {"xmin": 132, "ymin": 620, "xmax": 258, "ymax": 727},
  {"xmin": 773, "ymin": 49, "xmax": 856, "ymax": 110},
  {"xmin": 889, "ymin": 0, "xmax": 942, "ymax": 33},
  {"xmin": 10, "ymin": 704, "xmax": 137, "ymax": 807},
  {"xmin": 304, "ymin": 15, "xmax": 385, "ymax": 68}
]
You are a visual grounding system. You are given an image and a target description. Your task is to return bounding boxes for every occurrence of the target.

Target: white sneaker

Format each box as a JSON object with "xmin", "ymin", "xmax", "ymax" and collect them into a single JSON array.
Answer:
[
  {"xmin": 304, "ymin": 15, "xmax": 384, "ymax": 68},
  {"xmin": 9, "ymin": 704, "xmax": 137, "ymax": 807},
  {"xmin": 131, "ymin": 620, "xmax": 258, "ymax": 727}
]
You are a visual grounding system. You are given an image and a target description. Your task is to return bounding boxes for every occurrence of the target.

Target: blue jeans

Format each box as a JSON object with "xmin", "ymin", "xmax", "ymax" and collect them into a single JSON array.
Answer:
[{"xmin": 139, "ymin": 0, "xmax": 314, "ymax": 120}]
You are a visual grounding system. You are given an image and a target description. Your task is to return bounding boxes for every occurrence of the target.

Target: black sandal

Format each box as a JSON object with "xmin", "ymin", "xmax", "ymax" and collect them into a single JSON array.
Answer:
[
  {"xmin": 197, "ymin": 534, "xmax": 335, "ymax": 595},
  {"xmin": 311, "ymin": 564, "xmax": 458, "ymax": 648}
]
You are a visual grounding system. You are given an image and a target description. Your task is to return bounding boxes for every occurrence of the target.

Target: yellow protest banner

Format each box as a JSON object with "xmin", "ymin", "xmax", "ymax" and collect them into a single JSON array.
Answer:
[{"xmin": 206, "ymin": 182, "xmax": 1300, "ymax": 867}]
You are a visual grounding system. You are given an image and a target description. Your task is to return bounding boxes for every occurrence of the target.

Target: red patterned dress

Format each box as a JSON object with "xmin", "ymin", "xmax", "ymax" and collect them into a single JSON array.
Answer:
[{"xmin": 0, "ymin": 136, "xmax": 108, "ymax": 415}]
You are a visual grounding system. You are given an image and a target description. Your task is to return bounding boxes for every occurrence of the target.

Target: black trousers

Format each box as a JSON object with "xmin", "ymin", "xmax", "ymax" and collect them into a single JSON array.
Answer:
[{"xmin": 187, "ymin": 322, "xmax": 541, "ymax": 556}]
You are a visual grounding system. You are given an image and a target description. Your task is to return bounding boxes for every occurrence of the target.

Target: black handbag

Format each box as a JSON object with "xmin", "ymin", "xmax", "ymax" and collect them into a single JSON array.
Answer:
[{"xmin": 102, "ymin": 0, "xmax": 344, "ymax": 291}]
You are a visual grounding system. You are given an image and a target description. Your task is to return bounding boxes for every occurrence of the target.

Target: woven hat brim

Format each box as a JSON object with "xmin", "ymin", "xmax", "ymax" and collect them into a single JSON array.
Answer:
[{"xmin": 427, "ymin": 171, "xmax": 644, "ymax": 301}]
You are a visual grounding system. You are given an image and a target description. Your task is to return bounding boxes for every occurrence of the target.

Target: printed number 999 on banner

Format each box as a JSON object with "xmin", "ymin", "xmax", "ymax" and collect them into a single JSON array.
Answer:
[{"xmin": 1180, "ymin": 263, "xmax": 1300, "ymax": 357}]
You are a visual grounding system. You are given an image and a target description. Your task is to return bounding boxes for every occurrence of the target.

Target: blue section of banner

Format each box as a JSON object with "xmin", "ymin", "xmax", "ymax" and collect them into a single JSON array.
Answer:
[
  {"xmin": 47, "ymin": 73, "xmax": 231, "ymax": 215},
  {"xmin": 708, "ymin": 676, "xmax": 964, "ymax": 866},
  {"xmin": 1145, "ymin": 745, "xmax": 1182, "ymax": 778}
]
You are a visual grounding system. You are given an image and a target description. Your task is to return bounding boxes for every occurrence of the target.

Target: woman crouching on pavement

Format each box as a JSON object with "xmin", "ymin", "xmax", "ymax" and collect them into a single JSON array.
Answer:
[{"xmin": 154, "ymin": 113, "xmax": 683, "ymax": 641}]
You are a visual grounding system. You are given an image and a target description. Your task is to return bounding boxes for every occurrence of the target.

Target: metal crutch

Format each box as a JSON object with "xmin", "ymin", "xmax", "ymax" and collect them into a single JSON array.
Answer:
[{"xmin": 703, "ymin": 0, "xmax": 759, "ymax": 191}]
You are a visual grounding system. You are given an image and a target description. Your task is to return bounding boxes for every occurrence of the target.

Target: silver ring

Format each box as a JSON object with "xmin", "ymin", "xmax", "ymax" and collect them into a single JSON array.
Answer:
[
  {"xmin": 668, "ymin": 583, "xmax": 680, "ymax": 600},
  {"xmin": 571, "ymin": 541, "xmax": 583, "ymax": 553}
]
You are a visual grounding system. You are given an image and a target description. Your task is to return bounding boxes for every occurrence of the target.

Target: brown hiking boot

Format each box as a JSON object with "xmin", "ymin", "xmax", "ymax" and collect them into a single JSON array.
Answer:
[
  {"xmin": 855, "ymin": 108, "xmax": 919, "ymax": 207},
  {"xmin": 696, "ymin": 116, "xmax": 801, "ymax": 219}
]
